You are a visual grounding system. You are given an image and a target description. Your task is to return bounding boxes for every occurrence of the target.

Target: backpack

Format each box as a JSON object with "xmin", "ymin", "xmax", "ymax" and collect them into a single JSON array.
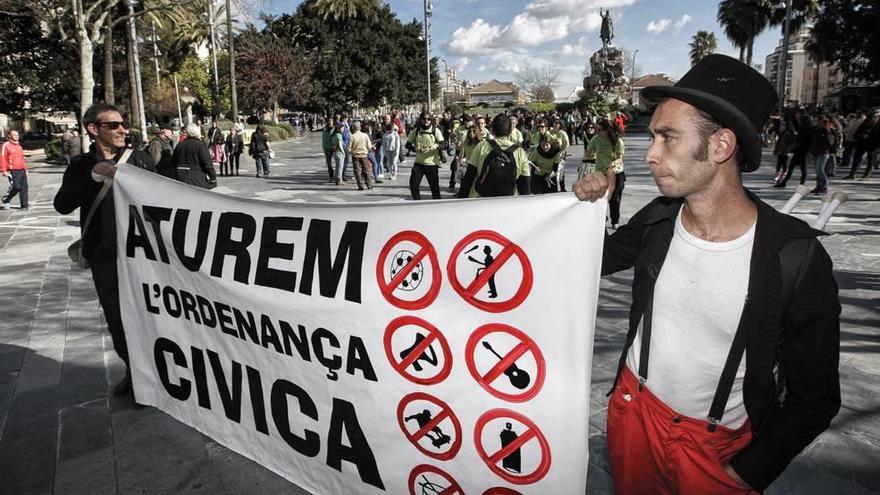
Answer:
[{"xmin": 475, "ymin": 140, "xmax": 519, "ymax": 197}]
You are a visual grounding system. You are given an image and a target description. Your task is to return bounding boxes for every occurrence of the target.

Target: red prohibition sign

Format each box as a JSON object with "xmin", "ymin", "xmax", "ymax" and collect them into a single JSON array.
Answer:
[
  {"xmin": 465, "ymin": 323, "xmax": 546, "ymax": 403},
  {"xmin": 408, "ymin": 464, "xmax": 464, "ymax": 495},
  {"xmin": 376, "ymin": 230, "xmax": 442, "ymax": 310},
  {"xmin": 482, "ymin": 488, "xmax": 522, "ymax": 495},
  {"xmin": 446, "ymin": 230, "xmax": 533, "ymax": 313},
  {"xmin": 384, "ymin": 316, "xmax": 453, "ymax": 385},
  {"xmin": 397, "ymin": 392, "xmax": 463, "ymax": 461},
  {"xmin": 474, "ymin": 409, "xmax": 552, "ymax": 485}
]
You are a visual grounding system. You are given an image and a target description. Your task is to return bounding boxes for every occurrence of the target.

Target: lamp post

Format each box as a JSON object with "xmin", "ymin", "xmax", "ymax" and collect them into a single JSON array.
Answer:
[
  {"xmin": 423, "ymin": 0, "xmax": 433, "ymax": 113},
  {"xmin": 126, "ymin": 0, "xmax": 147, "ymax": 144},
  {"xmin": 441, "ymin": 58, "xmax": 449, "ymax": 111}
]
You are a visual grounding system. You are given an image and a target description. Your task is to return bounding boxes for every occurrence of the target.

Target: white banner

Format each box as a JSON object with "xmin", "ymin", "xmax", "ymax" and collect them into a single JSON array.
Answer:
[{"xmin": 114, "ymin": 165, "xmax": 606, "ymax": 495}]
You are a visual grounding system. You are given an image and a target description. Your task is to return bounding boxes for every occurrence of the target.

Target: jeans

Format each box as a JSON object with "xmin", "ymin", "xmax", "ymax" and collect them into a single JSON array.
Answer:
[
  {"xmin": 811, "ymin": 153, "xmax": 831, "ymax": 189},
  {"xmin": 333, "ymin": 151, "xmax": 345, "ymax": 179},
  {"xmin": 384, "ymin": 151, "xmax": 399, "ymax": 177},
  {"xmin": 409, "ymin": 163, "xmax": 441, "ymax": 200},
  {"xmin": 254, "ymin": 151, "xmax": 270, "ymax": 176},
  {"xmin": 369, "ymin": 152, "xmax": 382, "ymax": 180},
  {"xmin": 2, "ymin": 170, "xmax": 28, "ymax": 207},
  {"xmin": 840, "ymin": 141, "xmax": 856, "ymax": 172},
  {"xmin": 323, "ymin": 149, "xmax": 334, "ymax": 178}
]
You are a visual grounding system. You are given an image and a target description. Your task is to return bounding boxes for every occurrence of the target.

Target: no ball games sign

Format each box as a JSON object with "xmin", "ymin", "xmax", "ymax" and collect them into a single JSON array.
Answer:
[{"xmin": 114, "ymin": 167, "xmax": 606, "ymax": 494}]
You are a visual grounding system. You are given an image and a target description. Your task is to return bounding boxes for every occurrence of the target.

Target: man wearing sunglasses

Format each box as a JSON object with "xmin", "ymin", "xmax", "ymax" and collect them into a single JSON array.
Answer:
[{"xmin": 54, "ymin": 103, "xmax": 156, "ymax": 401}]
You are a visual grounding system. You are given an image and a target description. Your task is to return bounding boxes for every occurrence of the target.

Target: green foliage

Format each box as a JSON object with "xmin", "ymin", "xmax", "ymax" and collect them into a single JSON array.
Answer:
[
  {"xmin": 808, "ymin": 0, "xmax": 880, "ymax": 82},
  {"xmin": 528, "ymin": 102, "xmax": 556, "ymax": 114},
  {"xmin": 576, "ymin": 93, "xmax": 612, "ymax": 117},
  {"xmin": 177, "ymin": 56, "xmax": 214, "ymax": 116},
  {"xmin": 262, "ymin": 1, "xmax": 439, "ymax": 112},
  {"xmin": 278, "ymin": 123, "xmax": 295, "ymax": 137},
  {"xmin": 689, "ymin": 31, "xmax": 718, "ymax": 67},
  {"xmin": 0, "ymin": 14, "xmax": 79, "ymax": 116},
  {"xmin": 716, "ymin": 0, "xmax": 772, "ymax": 64},
  {"xmin": 44, "ymin": 139, "xmax": 64, "ymax": 163}
]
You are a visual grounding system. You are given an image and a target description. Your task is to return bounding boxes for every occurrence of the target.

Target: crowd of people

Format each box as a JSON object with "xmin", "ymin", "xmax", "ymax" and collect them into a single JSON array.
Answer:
[
  {"xmin": 767, "ymin": 107, "xmax": 879, "ymax": 193},
  {"xmin": 318, "ymin": 108, "xmax": 630, "ymax": 226}
]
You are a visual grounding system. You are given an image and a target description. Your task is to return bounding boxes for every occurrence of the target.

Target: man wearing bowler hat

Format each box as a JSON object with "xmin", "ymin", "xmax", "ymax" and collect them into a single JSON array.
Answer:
[{"xmin": 575, "ymin": 55, "xmax": 840, "ymax": 493}]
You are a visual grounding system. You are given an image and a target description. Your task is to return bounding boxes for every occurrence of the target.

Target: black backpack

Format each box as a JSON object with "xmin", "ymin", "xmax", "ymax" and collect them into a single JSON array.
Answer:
[{"xmin": 475, "ymin": 140, "xmax": 519, "ymax": 197}]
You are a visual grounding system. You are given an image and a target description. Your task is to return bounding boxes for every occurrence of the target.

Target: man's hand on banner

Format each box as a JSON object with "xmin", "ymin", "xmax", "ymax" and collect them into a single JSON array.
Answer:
[
  {"xmin": 91, "ymin": 161, "xmax": 117, "ymax": 183},
  {"xmin": 573, "ymin": 168, "xmax": 615, "ymax": 203}
]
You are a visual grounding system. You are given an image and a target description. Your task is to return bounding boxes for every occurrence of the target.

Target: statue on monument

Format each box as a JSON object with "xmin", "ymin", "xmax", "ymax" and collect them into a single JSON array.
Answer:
[{"xmin": 600, "ymin": 10, "xmax": 613, "ymax": 47}]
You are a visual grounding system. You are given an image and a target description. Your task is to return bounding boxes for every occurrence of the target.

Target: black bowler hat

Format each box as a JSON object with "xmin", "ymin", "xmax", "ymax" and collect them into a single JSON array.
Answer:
[{"xmin": 641, "ymin": 54, "xmax": 777, "ymax": 172}]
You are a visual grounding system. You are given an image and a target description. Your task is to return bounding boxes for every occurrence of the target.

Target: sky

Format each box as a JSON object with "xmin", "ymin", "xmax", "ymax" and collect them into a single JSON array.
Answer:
[{"xmin": 264, "ymin": 0, "xmax": 784, "ymax": 101}]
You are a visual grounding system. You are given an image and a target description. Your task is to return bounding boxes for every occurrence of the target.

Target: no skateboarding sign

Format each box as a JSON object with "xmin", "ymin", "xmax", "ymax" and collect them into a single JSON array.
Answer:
[{"xmin": 398, "ymin": 392, "xmax": 463, "ymax": 461}]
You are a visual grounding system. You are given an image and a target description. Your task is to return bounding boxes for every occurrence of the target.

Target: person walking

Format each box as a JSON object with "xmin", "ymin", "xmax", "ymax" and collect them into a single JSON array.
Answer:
[
  {"xmin": 249, "ymin": 125, "xmax": 271, "ymax": 178},
  {"xmin": 173, "ymin": 124, "xmax": 216, "ymax": 189},
  {"xmin": 586, "ymin": 118, "xmax": 626, "ymax": 228},
  {"xmin": 808, "ymin": 116, "xmax": 834, "ymax": 194},
  {"xmin": 1, "ymin": 130, "xmax": 28, "ymax": 210},
  {"xmin": 842, "ymin": 111, "xmax": 876, "ymax": 179},
  {"xmin": 331, "ymin": 121, "xmax": 346, "ymax": 186},
  {"xmin": 321, "ymin": 120, "xmax": 336, "ymax": 180},
  {"xmin": 839, "ymin": 112, "xmax": 865, "ymax": 178},
  {"xmin": 574, "ymin": 54, "xmax": 840, "ymax": 494},
  {"xmin": 776, "ymin": 112, "xmax": 811, "ymax": 187},
  {"xmin": 457, "ymin": 114, "xmax": 530, "ymax": 198},
  {"xmin": 148, "ymin": 124, "xmax": 176, "ymax": 179},
  {"xmin": 347, "ymin": 122, "xmax": 374, "ymax": 191},
  {"xmin": 53, "ymin": 103, "xmax": 156, "ymax": 399},
  {"xmin": 772, "ymin": 114, "xmax": 797, "ymax": 186},
  {"xmin": 382, "ymin": 123, "xmax": 400, "ymax": 180},
  {"xmin": 406, "ymin": 112, "xmax": 446, "ymax": 200},
  {"xmin": 225, "ymin": 123, "xmax": 244, "ymax": 176}
]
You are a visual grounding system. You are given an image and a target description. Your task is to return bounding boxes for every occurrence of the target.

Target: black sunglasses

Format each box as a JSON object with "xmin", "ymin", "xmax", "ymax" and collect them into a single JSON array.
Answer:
[{"xmin": 95, "ymin": 121, "xmax": 128, "ymax": 130}]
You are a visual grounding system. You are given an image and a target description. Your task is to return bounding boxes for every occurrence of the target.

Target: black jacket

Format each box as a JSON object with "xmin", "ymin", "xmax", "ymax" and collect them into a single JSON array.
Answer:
[
  {"xmin": 603, "ymin": 193, "xmax": 841, "ymax": 491},
  {"xmin": 172, "ymin": 138, "xmax": 216, "ymax": 189},
  {"xmin": 54, "ymin": 146, "xmax": 155, "ymax": 261}
]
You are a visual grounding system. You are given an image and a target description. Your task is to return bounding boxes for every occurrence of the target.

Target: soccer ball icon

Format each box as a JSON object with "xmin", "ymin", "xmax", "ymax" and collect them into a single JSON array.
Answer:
[{"xmin": 390, "ymin": 250, "xmax": 423, "ymax": 291}]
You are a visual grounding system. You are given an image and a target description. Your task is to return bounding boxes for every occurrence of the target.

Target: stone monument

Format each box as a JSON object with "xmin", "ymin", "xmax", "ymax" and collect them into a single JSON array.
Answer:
[{"xmin": 582, "ymin": 10, "xmax": 629, "ymax": 99}]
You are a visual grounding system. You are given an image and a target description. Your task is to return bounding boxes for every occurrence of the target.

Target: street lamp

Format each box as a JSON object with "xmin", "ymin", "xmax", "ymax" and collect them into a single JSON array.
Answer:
[
  {"xmin": 441, "ymin": 58, "xmax": 448, "ymax": 110},
  {"xmin": 125, "ymin": 0, "xmax": 148, "ymax": 144},
  {"xmin": 423, "ymin": 0, "xmax": 433, "ymax": 113}
]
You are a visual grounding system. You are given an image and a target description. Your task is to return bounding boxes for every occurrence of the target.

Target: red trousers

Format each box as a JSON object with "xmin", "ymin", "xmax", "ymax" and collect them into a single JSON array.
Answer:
[{"xmin": 607, "ymin": 367, "xmax": 758, "ymax": 495}]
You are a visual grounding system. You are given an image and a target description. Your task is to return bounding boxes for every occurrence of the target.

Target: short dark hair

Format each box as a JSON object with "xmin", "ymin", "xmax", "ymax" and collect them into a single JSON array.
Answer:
[
  {"xmin": 691, "ymin": 106, "xmax": 745, "ymax": 166},
  {"xmin": 491, "ymin": 113, "xmax": 511, "ymax": 137},
  {"xmin": 82, "ymin": 103, "xmax": 121, "ymax": 135}
]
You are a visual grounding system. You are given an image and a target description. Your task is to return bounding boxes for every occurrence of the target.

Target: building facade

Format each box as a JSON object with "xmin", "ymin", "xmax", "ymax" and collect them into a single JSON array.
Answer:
[
  {"xmin": 764, "ymin": 29, "xmax": 811, "ymax": 105},
  {"xmin": 466, "ymin": 80, "xmax": 525, "ymax": 106}
]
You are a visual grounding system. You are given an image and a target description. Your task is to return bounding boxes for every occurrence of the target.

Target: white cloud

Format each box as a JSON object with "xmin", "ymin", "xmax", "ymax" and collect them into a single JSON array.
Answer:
[
  {"xmin": 477, "ymin": 65, "xmax": 487, "ymax": 72},
  {"xmin": 560, "ymin": 36, "xmax": 591, "ymax": 57},
  {"xmin": 446, "ymin": 19, "xmax": 503, "ymax": 55},
  {"xmin": 453, "ymin": 57, "xmax": 470, "ymax": 71},
  {"xmin": 674, "ymin": 14, "xmax": 692, "ymax": 31},
  {"xmin": 444, "ymin": 0, "xmax": 634, "ymax": 56},
  {"xmin": 646, "ymin": 18, "xmax": 671, "ymax": 34}
]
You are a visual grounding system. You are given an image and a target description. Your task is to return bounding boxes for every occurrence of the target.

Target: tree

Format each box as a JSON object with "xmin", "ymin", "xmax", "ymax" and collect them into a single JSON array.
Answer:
[
  {"xmin": 235, "ymin": 33, "xmax": 312, "ymax": 123},
  {"xmin": 532, "ymin": 85, "xmax": 555, "ymax": 103},
  {"xmin": 0, "ymin": 13, "xmax": 79, "ymax": 117},
  {"xmin": 516, "ymin": 65, "xmax": 561, "ymax": 101},
  {"xmin": 313, "ymin": 0, "xmax": 378, "ymax": 21},
  {"xmin": 808, "ymin": 0, "xmax": 879, "ymax": 82},
  {"xmin": 689, "ymin": 31, "xmax": 718, "ymax": 66},
  {"xmin": 717, "ymin": 0, "xmax": 772, "ymax": 65},
  {"xmin": 263, "ymin": 1, "xmax": 438, "ymax": 113}
]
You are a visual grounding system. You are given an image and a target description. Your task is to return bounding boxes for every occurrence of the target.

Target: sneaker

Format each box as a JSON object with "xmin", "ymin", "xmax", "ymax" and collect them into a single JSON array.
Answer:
[
  {"xmin": 255, "ymin": 174, "xmax": 261, "ymax": 178},
  {"xmin": 378, "ymin": 174, "xmax": 385, "ymax": 179},
  {"xmin": 810, "ymin": 186, "xmax": 827, "ymax": 194},
  {"xmin": 335, "ymin": 178, "xmax": 343, "ymax": 186},
  {"xmin": 1, "ymin": 203, "xmax": 9, "ymax": 210}
]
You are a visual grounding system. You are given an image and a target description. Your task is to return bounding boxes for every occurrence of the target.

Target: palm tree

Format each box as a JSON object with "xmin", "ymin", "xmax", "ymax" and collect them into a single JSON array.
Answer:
[
  {"xmin": 689, "ymin": 31, "xmax": 718, "ymax": 66},
  {"xmin": 312, "ymin": 0, "xmax": 379, "ymax": 21},
  {"xmin": 717, "ymin": 0, "xmax": 773, "ymax": 65}
]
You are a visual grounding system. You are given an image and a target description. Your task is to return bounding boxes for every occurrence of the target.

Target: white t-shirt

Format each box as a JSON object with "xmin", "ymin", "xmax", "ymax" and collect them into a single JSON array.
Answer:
[{"xmin": 627, "ymin": 208, "xmax": 755, "ymax": 428}]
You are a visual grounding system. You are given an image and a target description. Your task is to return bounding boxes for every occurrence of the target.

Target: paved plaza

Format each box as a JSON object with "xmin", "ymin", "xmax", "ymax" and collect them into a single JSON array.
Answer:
[{"xmin": 0, "ymin": 132, "xmax": 877, "ymax": 494}]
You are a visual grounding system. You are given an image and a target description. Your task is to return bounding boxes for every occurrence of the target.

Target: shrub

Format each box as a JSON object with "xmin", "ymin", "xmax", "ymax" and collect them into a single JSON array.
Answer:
[
  {"xmin": 265, "ymin": 126, "xmax": 284, "ymax": 141},
  {"xmin": 278, "ymin": 123, "xmax": 295, "ymax": 137},
  {"xmin": 44, "ymin": 139, "xmax": 64, "ymax": 163}
]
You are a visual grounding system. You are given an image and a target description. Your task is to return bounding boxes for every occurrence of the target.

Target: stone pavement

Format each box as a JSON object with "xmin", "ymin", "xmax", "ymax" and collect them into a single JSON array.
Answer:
[{"xmin": 0, "ymin": 132, "xmax": 877, "ymax": 494}]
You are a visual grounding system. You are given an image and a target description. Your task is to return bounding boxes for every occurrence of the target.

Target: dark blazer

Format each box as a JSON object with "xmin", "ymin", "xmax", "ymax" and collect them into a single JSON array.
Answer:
[
  {"xmin": 54, "ymin": 146, "xmax": 155, "ymax": 261},
  {"xmin": 603, "ymin": 192, "xmax": 840, "ymax": 491},
  {"xmin": 172, "ymin": 138, "xmax": 216, "ymax": 189}
]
